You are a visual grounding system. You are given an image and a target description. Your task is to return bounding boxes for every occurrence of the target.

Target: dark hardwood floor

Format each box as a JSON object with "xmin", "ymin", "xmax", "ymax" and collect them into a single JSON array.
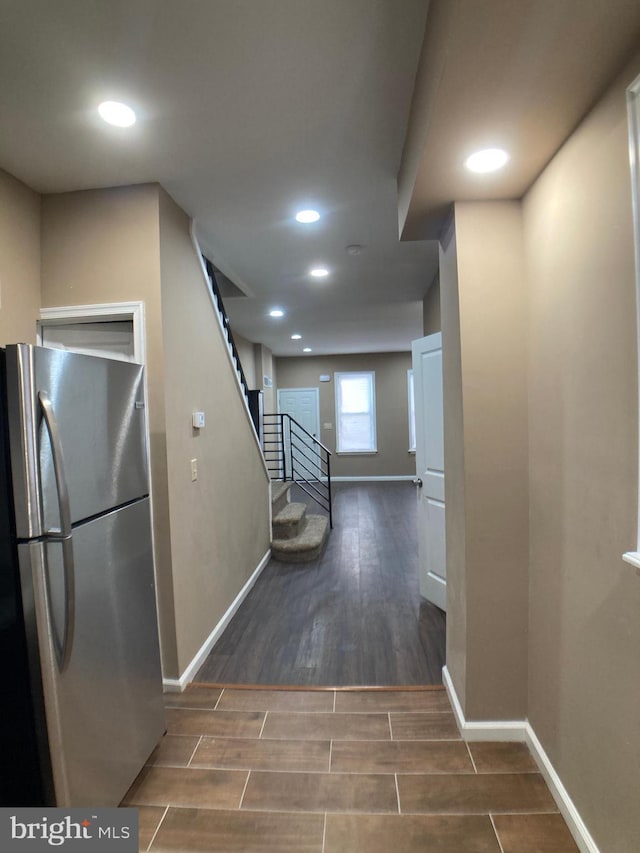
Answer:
[{"xmin": 195, "ymin": 482, "xmax": 446, "ymax": 686}]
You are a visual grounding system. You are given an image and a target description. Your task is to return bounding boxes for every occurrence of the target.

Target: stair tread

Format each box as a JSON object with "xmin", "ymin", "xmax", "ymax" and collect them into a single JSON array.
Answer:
[
  {"xmin": 270, "ymin": 481, "xmax": 292, "ymax": 504},
  {"xmin": 273, "ymin": 502, "xmax": 307, "ymax": 524},
  {"xmin": 272, "ymin": 514, "xmax": 329, "ymax": 552}
]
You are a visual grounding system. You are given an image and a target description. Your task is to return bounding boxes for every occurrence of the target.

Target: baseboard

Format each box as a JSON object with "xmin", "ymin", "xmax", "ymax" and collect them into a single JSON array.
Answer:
[
  {"xmin": 442, "ymin": 666, "xmax": 526, "ymax": 742},
  {"xmin": 162, "ymin": 549, "xmax": 271, "ymax": 692},
  {"xmin": 442, "ymin": 666, "xmax": 600, "ymax": 853},
  {"xmin": 525, "ymin": 724, "xmax": 600, "ymax": 853},
  {"xmin": 330, "ymin": 475, "xmax": 415, "ymax": 483}
]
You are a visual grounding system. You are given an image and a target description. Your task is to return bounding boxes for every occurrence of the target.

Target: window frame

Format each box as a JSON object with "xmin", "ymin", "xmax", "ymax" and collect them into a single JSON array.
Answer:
[{"xmin": 334, "ymin": 370, "xmax": 377, "ymax": 454}]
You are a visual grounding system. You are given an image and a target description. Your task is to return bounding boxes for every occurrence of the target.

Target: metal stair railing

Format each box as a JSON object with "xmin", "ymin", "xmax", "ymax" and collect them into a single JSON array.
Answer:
[
  {"xmin": 203, "ymin": 256, "xmax": 264, "ymax": 440},
  {"xmin": 263, "ymin": 412, "xmax": 333, "ymax": 529}
]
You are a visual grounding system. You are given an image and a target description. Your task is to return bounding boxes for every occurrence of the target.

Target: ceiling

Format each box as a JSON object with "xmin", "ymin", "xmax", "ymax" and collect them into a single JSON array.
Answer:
[{"xmin": 1, "ymin": 1, "xmax": 639, "ymax": 357}]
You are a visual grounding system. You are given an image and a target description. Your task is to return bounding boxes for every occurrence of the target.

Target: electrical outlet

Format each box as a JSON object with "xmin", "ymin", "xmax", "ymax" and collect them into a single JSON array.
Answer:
[{"xmin": 190, "ymin": 458, "xmax": 198, "ymax": 481}]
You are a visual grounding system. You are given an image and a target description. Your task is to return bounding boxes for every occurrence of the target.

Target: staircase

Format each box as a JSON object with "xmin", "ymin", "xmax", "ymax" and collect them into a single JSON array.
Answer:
[{"xmin": 271, "ymin": 482, "xmax": 329, "ymax": 563}]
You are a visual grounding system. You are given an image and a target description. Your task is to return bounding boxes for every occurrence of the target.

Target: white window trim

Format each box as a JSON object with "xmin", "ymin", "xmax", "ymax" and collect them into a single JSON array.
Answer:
[
  {"xmin": 624, "ymin": 72, "xmax": 640, "ymax": 571},
  {"xmin": 334, "ymin": 370, "xmax": 377, "ymax": 454},
  {"xmin": 407, "ymin": 368, "xmax": 416, "ymax": 453}
]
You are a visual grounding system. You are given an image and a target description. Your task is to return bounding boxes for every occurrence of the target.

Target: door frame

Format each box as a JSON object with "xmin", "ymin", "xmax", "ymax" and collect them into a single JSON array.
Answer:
[{"xmin": 37, "ymin": 301, "xmax": 146, "ymax": 364}]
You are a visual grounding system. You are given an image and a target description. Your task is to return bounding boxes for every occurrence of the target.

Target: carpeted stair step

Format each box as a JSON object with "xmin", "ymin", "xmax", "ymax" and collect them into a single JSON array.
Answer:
[
  {"xmin": 272, "ymin": 501, "xmax": 307, "ymax": 540},
  {"xmin": 271, "ymin": 514, "xmax": 329, "ymax": 563},
  {"xmin": 270, "ymin": 481, "xmax": 293, "ymax": 517}
]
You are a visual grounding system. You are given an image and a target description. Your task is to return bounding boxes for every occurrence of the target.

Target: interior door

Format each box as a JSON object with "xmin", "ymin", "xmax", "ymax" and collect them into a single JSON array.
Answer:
[
  {"xmin": 412, "ymin": 333, "xmax": 446, "ymax": 611},
  {"xmin": 277, "ymin": 387, "xmax": 321, "ymax": 479}
]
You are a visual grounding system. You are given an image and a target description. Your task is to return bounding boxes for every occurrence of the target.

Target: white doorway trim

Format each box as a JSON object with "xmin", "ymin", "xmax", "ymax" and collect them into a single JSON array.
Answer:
[{"xmin": 37, "ymin": 301, "xmax": 147, "ymax": 364}]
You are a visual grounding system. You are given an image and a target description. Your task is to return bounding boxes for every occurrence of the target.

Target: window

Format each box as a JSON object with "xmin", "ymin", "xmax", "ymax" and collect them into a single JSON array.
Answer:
[
  {"xmin": 408, "ymin": 369, "xmax": 416, "ymax": 452},
  {"xmin": 335, "ymin": 371, "xmax": 377, "ymax": 452}
]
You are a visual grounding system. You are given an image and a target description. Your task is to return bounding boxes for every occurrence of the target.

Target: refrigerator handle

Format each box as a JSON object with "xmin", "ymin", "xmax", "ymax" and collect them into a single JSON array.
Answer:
[{"xmin": 38, "ymin": 391, "xmax": 75, "ymax": 672}]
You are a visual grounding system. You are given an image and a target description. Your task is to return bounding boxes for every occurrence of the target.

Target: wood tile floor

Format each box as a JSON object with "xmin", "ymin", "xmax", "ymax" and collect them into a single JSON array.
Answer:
[
  {"xmin": 123, "ymin": 685, "xmax": 579, "ymax": 852},
  {"xmin": 196, "ymin": 483, "xmax": 446, "ymax": 686}
]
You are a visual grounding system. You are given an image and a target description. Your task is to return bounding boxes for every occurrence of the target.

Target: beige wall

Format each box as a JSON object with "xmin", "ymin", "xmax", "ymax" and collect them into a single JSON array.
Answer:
[
  {"xmin": 0, "ymin": 169, "xmax": 40, "ymax": 345},
  {"xmin": 453, "ymin": 201, "xmax": 529, "ymax": 720},
  {"xmin": 256, "ymin": 343, "xmax": 277, "ymax": 412},
  {"xmin": 522, "ymin": 51, "xmax": 640, "ymax": 850},
  {"xmin": 275, "ymin": 352, "xmax": 414, "ymax": 478},
  {"xmin": 441, "ymin": 203, "xmax": 529, "ymax": 720},
  {"xmin": 439, "ymin": 222, "xmax": 467, "ymax": 708},
  {"xmin": 40, "ymin": 184, "xmax": 272, "ymax": 682},
  {"xmin": 422, "ymin": 272, "xmax": 441, "ymax": 334},
  {"xmin": 158, "ymin": 189, "xmax": 270, "ymax": 674},
  {"xmin": 40, "ymin": 184, "xmax": 179, "ymax": 676}
]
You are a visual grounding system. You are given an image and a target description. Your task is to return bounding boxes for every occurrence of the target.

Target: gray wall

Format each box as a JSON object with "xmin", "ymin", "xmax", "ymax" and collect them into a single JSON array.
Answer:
[
  {"xmin": 0, "ymin": 168, "xmax": 40, "ymax": 345},
  {"xmin": 440, "ymin": 48, "xmax": 640, "ymax": 851},
  {"xmin": 40, "ymin": 184, "xmax": 271, "ymax": 681},
  {"xmin": 422, "ymin": 272, "xmax": 441, "ymax": 334},
  {"xmin": 522, "ymin": 50, "xmax": 640, "ymax": 850},
  {"xmin": 275, "ymin": 352, "xmax": 414, "ymax": 478}
]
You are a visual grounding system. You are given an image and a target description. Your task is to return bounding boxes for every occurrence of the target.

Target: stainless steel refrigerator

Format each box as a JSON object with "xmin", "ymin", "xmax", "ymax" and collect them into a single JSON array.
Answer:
[{"xmin": 0, "ymin": 343, "xmax": 165, "ymax": 807}]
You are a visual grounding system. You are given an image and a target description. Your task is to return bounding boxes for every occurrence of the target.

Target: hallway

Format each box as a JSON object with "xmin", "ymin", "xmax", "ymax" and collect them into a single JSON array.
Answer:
[
  {"xmin": 126, "ymin": 685, "xmax": 578, "ymax": 852},
  {"xmin": 196, "ymin": 483, "xmax": 445, "ymax": 686}
]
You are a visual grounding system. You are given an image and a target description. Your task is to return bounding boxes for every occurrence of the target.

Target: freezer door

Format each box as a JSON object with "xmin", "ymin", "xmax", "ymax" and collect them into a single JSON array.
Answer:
[
  {"xmin": 6, "ymin": 344, "xmax": 148, "ymax": 537},
  {"xmin": 18, "ymin": 498, "xmax": 165, "ymax": 807}
]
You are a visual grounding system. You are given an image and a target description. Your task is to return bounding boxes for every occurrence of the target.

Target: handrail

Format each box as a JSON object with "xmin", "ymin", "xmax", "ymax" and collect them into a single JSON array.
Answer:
[
  {"xmin": 202, "ymin": 256, "xmax": 250, "ymax": 400},
  {"xmin": 286, "ymin": 416, "xmax": 332, "ymax": 456},
  {"xmin": 263, "ymin": 412, "xmax": 333, "ymax": 529}
]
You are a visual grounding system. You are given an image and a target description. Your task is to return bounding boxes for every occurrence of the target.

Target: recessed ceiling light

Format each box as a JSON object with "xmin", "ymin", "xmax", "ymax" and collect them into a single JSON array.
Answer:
[
  {"xmin": 310, "ymin": 267, "xmax": 329, "ymax": 278},
  {"xmin": 295, "ymin": 209, "xmax": 320, "ymax": 223},
  {"xmin": 464, "ymin": 148, "xmax": 509, "ymax": 173},
  {"xmin": 98, "ymin": 100, "xmax": 136, "ymax": 127},
  {"xmin": 269, "ymin": 309, "xmax": 284, "ymax": 318},
  {"xmin": 291, "ymin": 334, "xmax": 302, "ymax": 340},
  {"xmin": 303, "ymin": 347, "xmax": 312, "ymax": 353}
]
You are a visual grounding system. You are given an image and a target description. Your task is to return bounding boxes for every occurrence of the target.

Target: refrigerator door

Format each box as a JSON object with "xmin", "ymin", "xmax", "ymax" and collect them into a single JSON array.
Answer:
[
  {"xmin": 6, "ymin": 344, "xmax": 148, "ymax": 538},
  {"xmin": 18, "ymin": 498, "xmax": 165, "ymax": 807}
]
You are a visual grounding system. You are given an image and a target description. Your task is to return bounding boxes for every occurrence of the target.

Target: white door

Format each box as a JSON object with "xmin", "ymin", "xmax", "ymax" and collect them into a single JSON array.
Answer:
[
  {"xmin": 277, "ymin": 387, "xmax": 321, "ymax": 480},
  {"xmin": 412, "ymin": 333, "xmax": 446, "ymax": 611}
]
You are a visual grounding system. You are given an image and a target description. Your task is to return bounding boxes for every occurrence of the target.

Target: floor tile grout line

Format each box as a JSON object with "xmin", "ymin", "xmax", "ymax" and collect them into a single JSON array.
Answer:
[
  {"xmin": 146, "ymin": 804, "xmax": 169, "ymax": 852},
  {"xmin": 238, "ymin": 770, "xmax": 251, "ymax": 810},
  {"xmin": 186, "ymin": 735, "xmax": 203, "ymax": 768},
  {"xmin": 388, "ymin": 712, "xmax": 393, "ymax": 740},
  {"xmin": 394, "ymin": 772, "xmax": 402, "ymax": 814},
  {"xmin": 322, "ymin": 812, "xmax": 327, "ymax": 853},
  {"xmin": 465, "ymin": 741, "xmax": 479, "ymax": 774},
  {"xmin": 333, "ymin": 691, "xmax": 336, "ymax": 713},
  {"xmin": 258, "ymin": 711, "xmax": 268, "ymax": 739},
  {"xmin": 489, "ymin": 814, "xmax": 506, "ymax": 853},
  {"xmin": 328, "ymin": 739, "xmax": 333, "ymax": 772},
  {"xmin": 213, "ymin": 689, "xmax": 224, "ymax": 711}
]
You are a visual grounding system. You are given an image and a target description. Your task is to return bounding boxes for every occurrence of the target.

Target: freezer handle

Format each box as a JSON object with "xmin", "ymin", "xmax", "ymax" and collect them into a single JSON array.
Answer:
[
  {"xmin": 38, "ymin": 391, "xmax": 75, "ymax": 672},
  {"xmin": 38, "ymin": 391, "xmax": 72, "ymax": 537}
]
